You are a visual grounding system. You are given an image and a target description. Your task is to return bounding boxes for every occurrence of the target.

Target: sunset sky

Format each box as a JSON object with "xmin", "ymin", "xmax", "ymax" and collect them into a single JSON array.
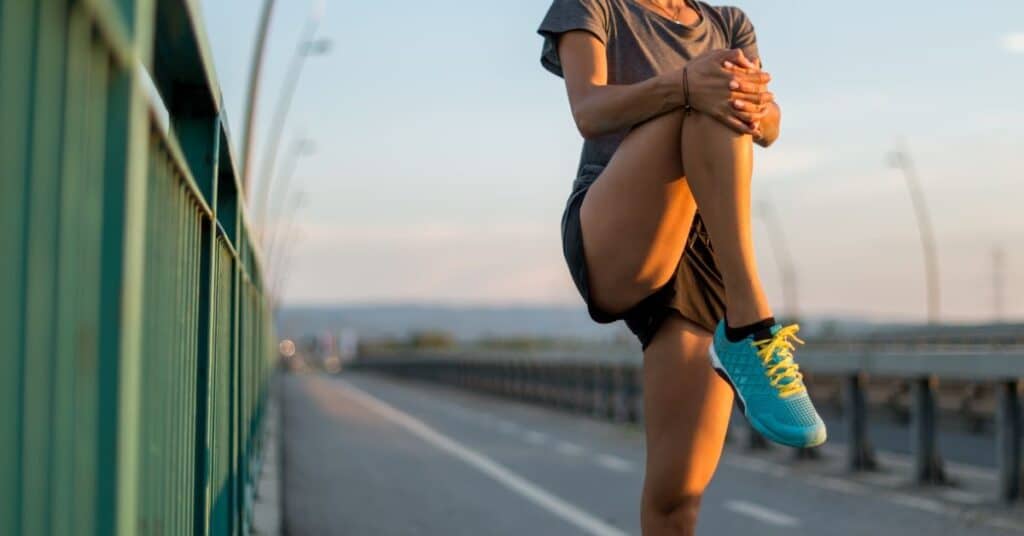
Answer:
[{"xmin": 199, "ymin": 0, "xmax": 1024, "ymax": 323}]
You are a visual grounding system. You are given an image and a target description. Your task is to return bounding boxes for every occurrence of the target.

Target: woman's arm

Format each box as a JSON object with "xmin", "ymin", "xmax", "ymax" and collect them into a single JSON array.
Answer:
[
  {"xmin": 753, "ymin": 102, "xmax": 780, "ymax": 147},
  {"xmin": 723, "ymin": 56, "xmax": 781, "ymax": 147},
  {"xmin": 558, "ymin": 31, "xmax": 775, "ymax": 140}
]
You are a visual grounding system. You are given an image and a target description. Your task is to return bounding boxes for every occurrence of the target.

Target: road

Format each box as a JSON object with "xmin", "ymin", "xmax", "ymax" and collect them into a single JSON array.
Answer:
[{"xmin": 280, "ymin": 371, "xmax": 1023, "ymax": 535}]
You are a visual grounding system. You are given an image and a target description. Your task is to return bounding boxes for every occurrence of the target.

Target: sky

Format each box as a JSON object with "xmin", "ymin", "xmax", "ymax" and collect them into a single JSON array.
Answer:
[{"xmin": 198, "ymin": 0, "xmax": 1024, "ymax": 323}]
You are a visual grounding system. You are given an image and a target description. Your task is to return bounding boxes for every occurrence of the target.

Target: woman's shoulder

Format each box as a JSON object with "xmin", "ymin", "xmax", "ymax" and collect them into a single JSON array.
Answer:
[
  {"xmin": 694, "ymin": 2, "xmax": 756, "ymax": 40},
  {"xmin": 696, "ymin": 2, "xmax": 754, "ymax": 27}
]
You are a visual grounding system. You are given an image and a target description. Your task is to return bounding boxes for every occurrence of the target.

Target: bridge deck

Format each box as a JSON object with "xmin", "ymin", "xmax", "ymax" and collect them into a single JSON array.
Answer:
[{"xmin": 281, "ymin": 372, "xmax": 1022, "ymax": 535}]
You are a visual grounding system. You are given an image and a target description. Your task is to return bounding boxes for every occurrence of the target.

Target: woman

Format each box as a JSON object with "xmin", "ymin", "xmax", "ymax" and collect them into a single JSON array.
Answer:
[{"xmin": 538, "ymin": 0, "xmax": 826, "ymax": 533}]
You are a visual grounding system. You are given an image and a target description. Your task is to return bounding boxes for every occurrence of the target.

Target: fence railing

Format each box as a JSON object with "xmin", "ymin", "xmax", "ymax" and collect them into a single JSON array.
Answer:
[
  {"xmin": 355, "ymin": 340, "xmax": 1024, "ymax": 502},
  {"xmin": 1, "ymin": 1, "xmax": 275, "ymax": 535}
]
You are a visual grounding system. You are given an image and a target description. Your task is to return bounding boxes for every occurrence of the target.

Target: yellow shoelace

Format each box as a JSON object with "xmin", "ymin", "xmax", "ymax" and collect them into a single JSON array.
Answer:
[{"xmin": 752, "ymin": 324, "xmax": 806, "ymax": 398}]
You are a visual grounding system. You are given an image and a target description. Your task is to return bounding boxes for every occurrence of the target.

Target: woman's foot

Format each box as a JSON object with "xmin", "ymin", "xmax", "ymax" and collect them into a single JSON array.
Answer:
[{"xmin": 708, "ymin": 322, "xmax": 827, "ymax": 448}]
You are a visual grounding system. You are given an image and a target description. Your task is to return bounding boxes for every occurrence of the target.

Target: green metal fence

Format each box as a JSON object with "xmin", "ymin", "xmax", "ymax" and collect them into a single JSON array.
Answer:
[{"xmin": 1, "ymin": 0, "xmax": 276, "ymax": 534}]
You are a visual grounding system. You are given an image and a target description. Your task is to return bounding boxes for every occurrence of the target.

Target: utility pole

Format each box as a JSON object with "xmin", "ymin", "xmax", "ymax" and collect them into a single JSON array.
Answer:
[
  {"xmin": 888, "ymin": 147, "xmax": 941, "ymax": 324},
  {"xmin": 994, "ymin": 246, "xmax": 1006, "ymax": 322},
  {"xmin": 757, "ymin": 200, "xmax": 799, "ymax": 322},
  {"xmin": 258, "ymin": 135, "xmax": 314, "ymax": 234},
  {"xmin": 268, "ymin": 192, "xmax": 307, "ymax": 302},
  {"xmin": 251, "ymin": 2, "xmax": 330, "ymax": 238},
  {"xmin": 240, "ymin": 0, "xmax": 278, "ymax": 198}
]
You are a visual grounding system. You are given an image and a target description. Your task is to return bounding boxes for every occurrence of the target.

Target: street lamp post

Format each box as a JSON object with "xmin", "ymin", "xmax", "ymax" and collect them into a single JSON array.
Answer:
[
  {"xmin": 239, "ymin": 0, "xmax": 277, "ymax": 197},
  {"xmin": 268, "ymin": 192, "xmax": 308, "ymax": 301},
  {"xmin": 262, "ymin": 139, "xmax": 313, "ymax": 262},
  {"xmin": 250, "ymin": 1, "xmax": 330, "ymax": 235},
  {"xmin": 994, "ymin": 245, "xmax": 1006, "ymax": 322},
  {"xmin": 757, "ymin": 200, "xmax": 800, "ymax": 322},
  {"xmin": 888, "ymin": 147, "xmax": 941, "ymax": 324},
  {"xmin": 258, "ymin": 135, "xmax": 314, "ymax": 233}
]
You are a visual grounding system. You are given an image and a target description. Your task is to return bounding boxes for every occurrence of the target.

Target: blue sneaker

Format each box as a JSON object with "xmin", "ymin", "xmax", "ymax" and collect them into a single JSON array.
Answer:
[{"xmin": 709, "ymin": 322, "xmax": 826, "ymax": 448}]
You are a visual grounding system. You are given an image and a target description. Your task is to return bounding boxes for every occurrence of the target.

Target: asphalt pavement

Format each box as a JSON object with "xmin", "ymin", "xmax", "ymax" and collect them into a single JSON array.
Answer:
[{"xmin": 281, "ymin": 371, "xmax": 1024, "ymax": 535}]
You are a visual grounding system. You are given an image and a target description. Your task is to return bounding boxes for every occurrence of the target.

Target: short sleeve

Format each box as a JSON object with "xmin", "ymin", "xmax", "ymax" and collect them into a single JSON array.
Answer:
[
  {"xmin": 537, "ymin": 0, "xmax": 610, "ymax": 77},
  {"xmin": 720, "ymin": 6, "xmax": 760, "ymax": 65}
]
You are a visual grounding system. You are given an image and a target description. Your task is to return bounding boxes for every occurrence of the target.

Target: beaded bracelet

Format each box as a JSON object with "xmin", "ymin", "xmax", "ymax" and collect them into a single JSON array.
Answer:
[{"xmin": 682, "ymin": 67, "xmax": 694, "ymax": 115}]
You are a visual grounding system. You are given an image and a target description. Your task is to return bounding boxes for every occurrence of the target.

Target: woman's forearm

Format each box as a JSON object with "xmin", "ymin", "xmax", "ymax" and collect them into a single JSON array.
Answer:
[
  {"xmin": 559, "ymin": 31, "xmax": 773, "ymax": 141},
  {"xmin": 570, "ymin": 71, "xmax": 684, "ymax": 139}
]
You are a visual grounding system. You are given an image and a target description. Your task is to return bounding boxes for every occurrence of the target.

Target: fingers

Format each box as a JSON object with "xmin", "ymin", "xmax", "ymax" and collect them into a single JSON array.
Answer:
[
  {"xmin": 730, "ymin": 69, "xmax": 771, "ymax": 84},
  {"xmin": 730, "ymin": 91, "xmax": 774, "ymax": 108},
  {"xmin": 728, "ymin": 78, "xmax": 767, "ymax": 95},
  {"xmin": 716, "ymin": 113, "xmax": 757, "ymax": 136},
  {"xmin": 722, "ymin": 49, "xmax": 760, "ymax": 72},
  {"xmin": 731, "ymin": 106, "xmax": 771, "ymax": 124},
  {"xmin": 733, "ymin": 52, "xmax": 759, "ymax": 71}
]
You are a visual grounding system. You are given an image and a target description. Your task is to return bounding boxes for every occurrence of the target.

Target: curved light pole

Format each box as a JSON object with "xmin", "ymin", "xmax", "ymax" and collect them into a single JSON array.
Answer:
[
  {"xmin": 251, "ymin": 0, "xmax": 330, "ymax": 229},
  {"xmin": 263, "ymin": 136, "xmax": 315, "ymax": 270},
  {"xmin": 888, "ymin": 147, "xmax": 941, "ymax": 324},
  {"xmin": 757, "ymin": 199, "xmax": 800, "ymax": 322},
  {"xmin": 258, "ymin": 135, "xmax": 314, "ymax": 232},
  {"xmin": 268, "ymin": 192, "xmax": 308, "ymax": 301},
  {"xmin": 993, "ymin": 245, "xmax": 1006, "ymax": 321},
  {"xmin": 239, "ymin": 0, "xmax": 277, "ymax": 196}
]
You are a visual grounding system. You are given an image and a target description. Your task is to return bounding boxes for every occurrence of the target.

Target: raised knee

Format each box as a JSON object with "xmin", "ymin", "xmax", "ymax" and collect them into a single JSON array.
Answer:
[
  {"xmin": 684, "ymin": 111, "xmax": 747, "ymax": 141},
  {"xmin": 681, "ymin": 112, "xmax": 752, "ymax": 173}
]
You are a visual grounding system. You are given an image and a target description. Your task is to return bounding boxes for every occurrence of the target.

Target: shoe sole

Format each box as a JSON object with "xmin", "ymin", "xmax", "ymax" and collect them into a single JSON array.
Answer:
[{"xmin": 708, "ymin": 343, "xmax": 826, "ymax": 448}]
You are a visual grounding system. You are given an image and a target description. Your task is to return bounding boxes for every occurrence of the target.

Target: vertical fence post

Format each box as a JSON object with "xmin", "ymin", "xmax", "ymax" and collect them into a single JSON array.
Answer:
[
  {"xmin": 573, "ymin": 364, "xmax": 588, "ymax": 413},
  {"xmin": 844, "ymin": 372, "xmax": 877, "ymax": 471},
  {"xmin": 911, "ymin": 376, "xmax": 946, "ymax": 484},
  {"xmin": 997, "ymin": 379, "xmax": 1022, "ymax": 502},
  {"xmin": 610, "ymin": 364, "xmax": 626, "ymax": 422}
]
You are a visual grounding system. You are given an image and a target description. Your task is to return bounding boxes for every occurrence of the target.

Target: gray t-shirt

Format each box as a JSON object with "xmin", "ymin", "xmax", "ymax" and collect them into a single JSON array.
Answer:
[{"xmin": 538, "ymin": 0, "xmax": 760, "ymax": 183}]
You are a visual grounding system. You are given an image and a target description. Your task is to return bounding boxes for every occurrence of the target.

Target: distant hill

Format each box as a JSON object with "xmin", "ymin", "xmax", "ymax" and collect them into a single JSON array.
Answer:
[
  {"xmin": 275, "ymin": 304, "xmax": 1022, "ymax": 343},
  {"xmin": 275, "ymin": 304, "xmax": 632, "ymax": 342}
]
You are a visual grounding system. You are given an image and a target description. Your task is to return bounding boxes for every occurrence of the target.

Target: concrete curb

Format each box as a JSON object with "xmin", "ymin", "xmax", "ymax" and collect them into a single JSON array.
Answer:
[{"xmin": 252, "ymin": 377, "xmax": 283, "ymax": 535}]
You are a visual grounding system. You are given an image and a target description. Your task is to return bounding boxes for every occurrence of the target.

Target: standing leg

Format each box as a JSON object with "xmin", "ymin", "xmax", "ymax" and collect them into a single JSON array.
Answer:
[{"xmin": 641, "ymin": 314, "xmax": 733, "ymax": 536}]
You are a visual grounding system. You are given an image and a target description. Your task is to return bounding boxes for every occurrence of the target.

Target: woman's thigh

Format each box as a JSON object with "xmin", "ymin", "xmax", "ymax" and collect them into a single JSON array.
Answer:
[
  {"xmin": 641, "ymin": 313, "xmax": 733, "ymax": 511},
  {"xmin": 579, "ymin": 110, "xmax": 695, "ymax": 315}
]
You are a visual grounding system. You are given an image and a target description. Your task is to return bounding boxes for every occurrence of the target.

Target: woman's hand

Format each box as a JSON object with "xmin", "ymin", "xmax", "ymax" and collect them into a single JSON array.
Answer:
[{"xmin": 682, "ymin": 49, "xmax": 773, "ymax": 135}]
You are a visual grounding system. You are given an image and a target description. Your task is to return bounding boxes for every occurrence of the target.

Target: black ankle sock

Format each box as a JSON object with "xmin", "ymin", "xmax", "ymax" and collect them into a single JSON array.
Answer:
[{"xmin": 725, "ymin": 317, "xmax": 776, "ymax": 343}]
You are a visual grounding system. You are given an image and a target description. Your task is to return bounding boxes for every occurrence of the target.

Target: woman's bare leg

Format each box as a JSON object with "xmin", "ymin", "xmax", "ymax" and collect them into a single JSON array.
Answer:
[
  {"xmin": 681, "ymin": 112, "xmax": 771, "ymax": 326},
  {"xmin": 580, "ymin": 110, "xmax": 696, "ymax": 314},
  {"xmin": 578, "ymin": 107, "xmax": 773, "ymax": 535},
  {"xmin": 580, "ymin": 110, "xmax": 772, "ymax": 327},
  {"xmin": 641, "ymin": 314, "xmax": 734, "ymax": 536}
]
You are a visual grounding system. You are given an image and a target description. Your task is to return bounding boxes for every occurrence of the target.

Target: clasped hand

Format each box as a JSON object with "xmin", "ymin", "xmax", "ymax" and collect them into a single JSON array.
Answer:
[{"xmin": 682, "ymin": 49, "xmax": 774, "ymax": 138}]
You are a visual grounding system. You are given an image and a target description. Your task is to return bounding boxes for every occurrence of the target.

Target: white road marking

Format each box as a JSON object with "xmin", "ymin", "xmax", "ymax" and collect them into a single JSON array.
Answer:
[
  {"xmin": 556, "ymin": 441, "xmax": 586, "ymax": 457},
  {"xmin": 885, "ymin": 493, "xmax": 946, "ymax": 515},
  {"xmin": 820, "ymin": 444, "xmax": 996, "ymax": 483},
  {"xmin": 809, "ymin": 476, "xmax": 867, "ymax": 495},
  {"xmin": 938, "ymin": 488, "xmax": 985, "ymax": 505},
  {"xmin": 595, "ymin": 454, "xmax": 634, "ymax": 473},
  {"xmin": 859, "ymin": 472, "xmax": 904, "ymax": 488},
  {"xmin": 985, "ymin": 516, "xmax": 1024, "ymax": 533},
  {"xmin": 724, "ymin": 455, "xmax": 789, "ymax": 478},
  {"xmin": 333, "ymin": 380, "xmax": 629, "ymax": 536},
  {"xmin": 524, "ymin": 430, "xmax": 549, "ymax": 446},
  {"xmin": 723, "ymin": 500, "xmax": 800, "ymax": 527}
]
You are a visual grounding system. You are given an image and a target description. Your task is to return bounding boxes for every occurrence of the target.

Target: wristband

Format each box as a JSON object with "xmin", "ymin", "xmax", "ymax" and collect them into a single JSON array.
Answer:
[{"xmin": 682, "ymin": 67, "xmax": 693, "ymax": 115}]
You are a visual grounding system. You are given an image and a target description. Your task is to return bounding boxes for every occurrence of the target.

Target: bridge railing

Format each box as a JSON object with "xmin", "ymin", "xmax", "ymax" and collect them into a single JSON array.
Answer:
[
  {"xmin": 2, "ymin": 1, "xmax": 274, "ymax": 535},
  {"xmin": 355, "ymin": 337, "xmax": 1024, "ymax": 502}
]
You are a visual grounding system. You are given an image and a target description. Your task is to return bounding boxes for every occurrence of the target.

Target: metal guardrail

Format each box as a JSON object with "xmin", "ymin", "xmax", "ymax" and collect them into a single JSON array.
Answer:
[
  {"xmin": 1, "ymin": 1, "xmax": 275, "ymax": 535},
  {"xmin": 356, "ymin": 341, "xmax": 1024, "ymax": 502}
]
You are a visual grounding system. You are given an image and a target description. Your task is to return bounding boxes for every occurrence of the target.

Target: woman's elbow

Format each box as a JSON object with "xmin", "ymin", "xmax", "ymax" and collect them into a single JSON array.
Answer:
[{"xmin": 572, "ymin": 109, "xmax": 602, "ymax": 140}]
